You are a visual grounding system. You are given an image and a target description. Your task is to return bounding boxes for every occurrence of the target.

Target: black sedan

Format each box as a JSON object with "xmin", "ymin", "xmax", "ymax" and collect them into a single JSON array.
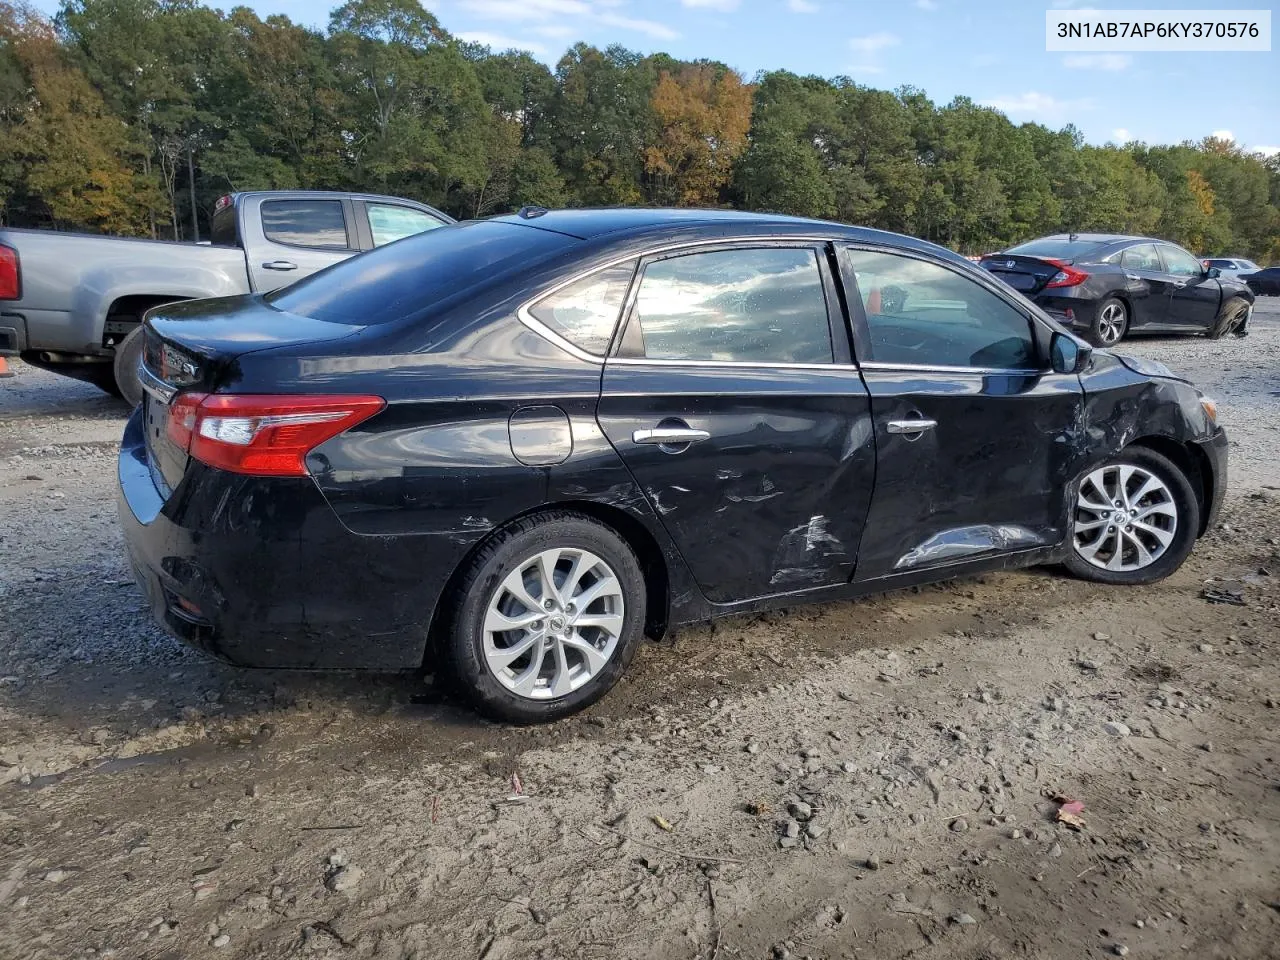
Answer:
[
  {"xmin": 1241, "ymin": 265, "xmax": 1280, "ymax": 296},
  {"xmin": 119, "ymin": 209, "xmax": 1227, "ymax": 722},
  {"xmin": 980, "ymin": 234, "xmax": 1254, "ymax": 345}
]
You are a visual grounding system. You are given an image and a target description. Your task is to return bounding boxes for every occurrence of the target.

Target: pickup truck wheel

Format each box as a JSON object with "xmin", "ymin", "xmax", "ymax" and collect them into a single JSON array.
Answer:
[{"xmin": 112, "ymin": 325, "xmax": 146, "ymax": 407}]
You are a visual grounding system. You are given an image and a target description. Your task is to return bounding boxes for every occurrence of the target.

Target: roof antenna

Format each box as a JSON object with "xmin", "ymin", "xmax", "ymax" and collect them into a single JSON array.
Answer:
[{"xmin": 518, "ymin": 205, "xmax": 549, "ymax": 219}]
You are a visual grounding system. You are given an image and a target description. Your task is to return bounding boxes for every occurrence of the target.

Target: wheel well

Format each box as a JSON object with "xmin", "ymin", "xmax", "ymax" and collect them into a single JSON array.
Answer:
[
  {"xmin": 1126, "ymin": 435, "xmax": 1213, "ymax": 535},
  {"xmin": 422, "ymin": 502, "xmax": 672, "ymax": 670},
  {"xmin": 106, "ymin": 294, "xmax": 186, "ymax": 322}
]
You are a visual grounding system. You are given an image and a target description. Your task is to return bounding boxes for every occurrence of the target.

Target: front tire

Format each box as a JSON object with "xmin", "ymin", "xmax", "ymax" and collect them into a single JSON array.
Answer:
[
  {"xmin": 1064, "ymin": 447, "xmax": 1200, "ymax": 586},
  {"xmin": 1207, "ymin": 296, "xmax": 1250, "ymax": 340},
  {"xmin": 447, "ymin": 512, "xmax": 646, "ymax": 723},
  {"xmin": 1087, "ymin": 297, "xmax": 1128, "ymax": 346}
]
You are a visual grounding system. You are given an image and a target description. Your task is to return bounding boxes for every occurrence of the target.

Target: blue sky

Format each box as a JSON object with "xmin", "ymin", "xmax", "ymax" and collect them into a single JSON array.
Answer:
[{"xmin": 34, "ymin": 0, "xmax": 1279, "ymax": 152}]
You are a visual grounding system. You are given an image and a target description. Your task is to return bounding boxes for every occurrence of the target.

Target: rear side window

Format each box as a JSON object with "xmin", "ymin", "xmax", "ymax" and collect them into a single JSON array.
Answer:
[
  {"xmin": 629, "ymin": 247, "xmax": 833, "ymax": 363},
  {"xmin": 1121, "ymin": 244, "xmax": 1161, "ymax": 271},
  {"xmin": 261, "ymin": 200, "xmax": 350, "ymax": 250},
  {"xmin": 844, "ymin": 247, "xmax": 1035, "ymax": 369},
  {"xmin": 267, "ymin": 220, "xmax": 574, "ymax": 326},
  {"xmin": 210, "ymin": 203, "xmax": 238, "ymax": 247},
  {"xmin": 367, "ymin": 203, "xmax": 444, "ymax": 246},
  {"xmin": 1005, "ymin": 237, "xmax": 1107, "ymax": 261},
  {"xmin": 528, "ymin": 261, "xmax": 636, "ymax": 355}
]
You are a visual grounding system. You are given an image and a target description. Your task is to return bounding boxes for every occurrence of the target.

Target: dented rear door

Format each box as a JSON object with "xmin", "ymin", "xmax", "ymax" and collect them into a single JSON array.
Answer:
[{"xmin": 595, "ymin": 241, "xmax": 876, "ymax": 604}]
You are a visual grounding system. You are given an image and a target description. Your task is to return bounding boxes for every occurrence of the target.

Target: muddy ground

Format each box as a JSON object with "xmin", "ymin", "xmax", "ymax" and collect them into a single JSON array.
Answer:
[{"xmin": 2, "ymin": 303, "xmax": 1278, "ymax": 960}]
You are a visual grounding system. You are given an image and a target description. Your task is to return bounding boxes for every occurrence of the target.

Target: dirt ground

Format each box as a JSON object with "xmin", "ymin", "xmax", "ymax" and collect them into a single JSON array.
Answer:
[{"xmin": 2, "ymin": 303, "xmax": 1279, "ymax": 960}]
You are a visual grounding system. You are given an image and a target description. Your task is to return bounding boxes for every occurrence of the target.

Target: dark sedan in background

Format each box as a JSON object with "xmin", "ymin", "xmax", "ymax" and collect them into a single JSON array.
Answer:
[
  {"xmin": 119, "ymin": 209, "xmax": 1226, "ymax": 722},
  {"xmin": 981, "ymin": 233, "xmax": 1254, "ymax": 345},
  {"xmin": 1241, "ymin": 265, "xmax": 1280, "ymax": 296}
]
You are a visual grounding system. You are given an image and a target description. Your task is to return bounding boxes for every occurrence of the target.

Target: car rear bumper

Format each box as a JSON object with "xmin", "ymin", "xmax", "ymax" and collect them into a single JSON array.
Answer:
[
  {"xmin": 117, "ymin": 407, "xmax": 470, "ymax": 670},
  {"xmin": 1033, "ymin": 294, "xmax": 1096, "ymax": 332},
  {"xmin": 1193, "ymin": 425, "xmax": 1228, "ymax": 534}
]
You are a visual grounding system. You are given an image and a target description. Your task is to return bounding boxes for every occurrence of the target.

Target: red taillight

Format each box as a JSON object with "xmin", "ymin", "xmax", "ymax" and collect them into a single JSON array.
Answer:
[
  {"xmin": 0, "ymin": 244, "xmax": 20, "ymax": 300},
  {"xmin": 1043, "ymin": 258, "xmax": 1089, "ymax": 289},
  {"xmin": 166, "ymin": 394, "xmax": 385, "ymax": 477}
]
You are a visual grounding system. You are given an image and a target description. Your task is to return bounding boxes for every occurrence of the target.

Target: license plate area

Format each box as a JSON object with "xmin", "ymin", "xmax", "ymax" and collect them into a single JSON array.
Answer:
[{"xmin": 142, "ymin": 393, "xmax": 187, "ymax": 496}]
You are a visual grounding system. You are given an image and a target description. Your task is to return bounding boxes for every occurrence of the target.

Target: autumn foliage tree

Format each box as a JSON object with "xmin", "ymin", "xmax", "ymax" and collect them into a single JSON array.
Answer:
[{"xmin": 644, "ymin": 62, "xmax": 751, "ymax": 206}]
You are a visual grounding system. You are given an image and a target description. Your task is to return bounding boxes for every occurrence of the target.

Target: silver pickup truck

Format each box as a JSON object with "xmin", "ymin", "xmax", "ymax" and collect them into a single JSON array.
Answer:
[{"xmin": 0, "ymin": 190, "xmax": 452, "ymax": 403}]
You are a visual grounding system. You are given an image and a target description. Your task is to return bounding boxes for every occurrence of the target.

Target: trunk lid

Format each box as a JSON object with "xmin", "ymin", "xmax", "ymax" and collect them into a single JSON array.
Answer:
[
  {"xmin": 140, "ymin": 295, "xmax": 362, "ymax": 494},
  {"xmin": 979, "ymin": 254, "xmax": 1068, "ymax": 296}
]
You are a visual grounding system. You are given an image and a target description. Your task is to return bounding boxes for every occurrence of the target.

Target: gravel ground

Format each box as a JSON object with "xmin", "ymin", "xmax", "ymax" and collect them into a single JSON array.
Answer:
[{"xmin": 1, "ymin": 302, "xmax": 1278, "ymax": 959}]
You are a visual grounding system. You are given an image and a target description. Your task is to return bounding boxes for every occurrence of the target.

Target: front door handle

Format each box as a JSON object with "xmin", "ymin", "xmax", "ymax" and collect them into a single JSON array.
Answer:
[
  {"xmin": 886, "ymin": 418, "xmax": 938, "ymax": 435},
  {"xmin": 262, "ymin": 260, "xmax": 298, "ymax": 271},
  {"xmin": 1125, "ymin": 272, "xmax": 1140, "ymax": 281},
  {"xmin": 1171, "ymin": 279, "xmax": 1187, "ymax": 288},
  {"xmin": 633, "ymin": 427, "xmax": 711, "ymax": 445}
]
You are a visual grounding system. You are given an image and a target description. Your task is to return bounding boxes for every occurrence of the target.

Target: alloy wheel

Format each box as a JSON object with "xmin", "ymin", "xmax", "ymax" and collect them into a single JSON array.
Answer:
[
  {"xmin": 1073, "ymin": 464, "xmax": 1178, "ymax": 571},
  {"xmin": 1096, "ymin": 302, "xmax": 1126, "ymax": 343},
  {"xmin": 482, "ymin": 548, "xmax": 625, "ymax": 700}
]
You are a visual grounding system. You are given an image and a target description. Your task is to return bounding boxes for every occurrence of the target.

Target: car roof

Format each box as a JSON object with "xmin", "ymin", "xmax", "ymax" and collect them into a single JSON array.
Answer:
[
  {"xmin": 485, "ymin": 207, "xmax": 971, "ymax": 265},
  {"xmin": 1030, "ymin": 232, "xmax": 1149, "ymax": 245}
]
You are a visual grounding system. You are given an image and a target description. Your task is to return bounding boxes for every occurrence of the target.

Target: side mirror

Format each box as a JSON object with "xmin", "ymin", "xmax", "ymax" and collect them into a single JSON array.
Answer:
[
  {"xmin": 1206, "ymin": 266, "xmax": 1221, "ymax": 279},
  {"xmin": 1051, "ymin": 331, "xmax": 1092, "ymax": 374}
]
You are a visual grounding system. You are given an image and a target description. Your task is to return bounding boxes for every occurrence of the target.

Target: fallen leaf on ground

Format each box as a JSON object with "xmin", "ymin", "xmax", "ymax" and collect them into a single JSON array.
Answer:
[{"xmin": 652, "ymin": 815, "xmax": 674, "ymax": 832}]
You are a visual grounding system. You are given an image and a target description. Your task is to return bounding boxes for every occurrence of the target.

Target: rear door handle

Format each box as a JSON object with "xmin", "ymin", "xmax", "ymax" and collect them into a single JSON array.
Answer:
[
  {"xmin": 633, "ymin": 427, "xmax": 711, "ymax": 445},
  {"xmin": 886, "ymin": 418, "xmax": 937, "ymax": 435},
  {"xmin": 1125, "ymin": 273, "xmax": 1140, "ymax": 281},
  {"xmin": 262, "ymin": 260, "xmax": 298, "ymax": 271}
]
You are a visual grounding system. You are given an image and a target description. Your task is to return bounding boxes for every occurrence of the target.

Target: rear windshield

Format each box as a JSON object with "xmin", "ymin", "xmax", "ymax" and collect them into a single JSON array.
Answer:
[
  {"xmin": 266, "ymin": 220, "xmax": 574, "ymax": 325},
  {"xmin": 210, "ymin": 203, "xmax": 239, "ymax": 247},
  {"xmin": 1004, "ymin": 238, "xmax": 1110, "ymax": 260}
]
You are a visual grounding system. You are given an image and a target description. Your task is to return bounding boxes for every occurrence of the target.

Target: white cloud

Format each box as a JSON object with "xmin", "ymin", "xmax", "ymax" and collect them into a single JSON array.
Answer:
[
  {"xmin": 915, "ymin": 0, "xmax": 939, "ymax": 9},
  {"xmin": 457, "ymin": 31, "xmax": 549, "ymax": 54},
  {"xmin": 979, "ymin": 91, "xmax": 1093, "ymax": 125},
  {"xmin": 1112, "ymin": 127, "xmax": 1131, "ymax": 142},
  {"xmin": 849, "ymin": 31, "xmax": 900, "ymax": 55},
  {"xmin": 597, "ymin": 12, "xmax": 680, "ymax": 39},
  {"xmin": 1252, "ymin": 145, "xmax": 1280, "ymax": 156},
  {"xmin": 1210, "ymin": 129, "xmax": 1236, "ymax": 142},
  {"xmin": 680, "ymin": 0, "xmax": 739, "ymax": 8},
  {"xmin": 788, "ymin": 0, "xmax": 819, "ymax": 11},
  {"xmin": 462, "ymin": 0, "xmax": 680, "ymax": 43},
  {"xmin": 848, "ymin": 63, "xmax": 886, "ymax": 75},
  {"xmin": 1062, "ymin": 53, "xmax": 1132, "ymax": 71}
]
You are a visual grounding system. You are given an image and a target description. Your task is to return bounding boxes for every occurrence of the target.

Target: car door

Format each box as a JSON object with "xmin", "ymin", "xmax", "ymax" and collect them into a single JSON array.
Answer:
[
  {"xmin": 1159, "ymin": 243, "xmax": 1222, "ymax": 329},
  {"xmin": 1117, "ymin": 242, "xmax": 1171, "ymax": 329},
  {"xmin": 837, "ymin": 244, "xmax": 1085, "ymax": 580},
  {"xmin": 595, "ymin": 242, "xmax": 877, "ymax": 603},
  {"xmin": 245, "ymin": 196, "xmax": 358, "ymax": 292}
]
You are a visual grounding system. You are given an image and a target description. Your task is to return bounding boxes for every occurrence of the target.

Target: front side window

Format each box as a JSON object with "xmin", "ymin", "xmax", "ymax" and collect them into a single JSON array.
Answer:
[
  {"xmin": 528, "ymin": 261, "xmax": 636, "ymax": 355},
  {"xmin": 1121, "ymin": 243, "xmax": 1162, "ymax": 271},
  {"xmin": 630, "ymin": 247, "xmax": 833, "ymax": 363},
  {"xmin": 261, "ymin": 200, "xmax": 349, "ymax": 249},
  {"xmin": 368, "ymin": 203, "xmax": 444, "ymax": 246},
  {"xmin": 843, "ymin": 247, "xmax": 1036, "ymax": 370},
  {"xmin": 1161, "ymin": 244, "xmax": 1203, "ymax": 277}
]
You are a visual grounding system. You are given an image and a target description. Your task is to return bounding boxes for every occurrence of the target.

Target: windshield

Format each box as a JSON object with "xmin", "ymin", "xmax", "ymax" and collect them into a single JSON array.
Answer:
[
  {"xmin": 1004, "ymin": 237, "xmax": 1110, "ymax": 261},
  {"xmin": 267, "ymin": 220, "xmax": 575, "ymax": 325}
]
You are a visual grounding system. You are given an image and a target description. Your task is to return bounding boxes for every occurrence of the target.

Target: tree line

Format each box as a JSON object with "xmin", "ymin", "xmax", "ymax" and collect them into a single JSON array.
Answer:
[{"xmin": 2, "ymin": 0, "xmax": 1278, "ymax": 260}]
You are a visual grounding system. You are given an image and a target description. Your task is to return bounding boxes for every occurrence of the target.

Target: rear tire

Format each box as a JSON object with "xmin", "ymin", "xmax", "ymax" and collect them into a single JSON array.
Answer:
[
  {"xmin": 1207, "ymin": 296, "xmax": 1250, "ymax": 340},
  {"xmin": 1087, "ymin": 297, "xmax": 1128, "ymax": 346},
  {"xmin": 1063, "ymin": 446, "xmax": 1200, "ymax": 586},
  {"xmin": 112, "ymin": 325, "xmax": 146, "ymax": 407},
  {"xmin": 446, "ymin": 511, "xmax": 646, "ymax": 723}
]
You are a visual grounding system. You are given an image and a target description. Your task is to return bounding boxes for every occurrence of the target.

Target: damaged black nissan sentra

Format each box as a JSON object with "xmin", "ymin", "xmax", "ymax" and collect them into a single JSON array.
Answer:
[{"xmin": 118, "ymin": 209, "xmax": 1226, "ymax": 722}]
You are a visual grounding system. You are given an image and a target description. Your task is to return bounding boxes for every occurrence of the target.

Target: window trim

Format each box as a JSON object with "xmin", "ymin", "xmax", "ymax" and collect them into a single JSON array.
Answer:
[
  {"xmin": 836, "ymin": 241, "xmax": 1048, "ymax": 374},
  {"xmin": 516, "ymin": 235, "xmax": 846, "ymax": 366},
  {"xmin": 613, "ymin": 240, "xmax": 843, "ymax": 366},
  {"xmin": 524, "ymin": 258, "xmax": 639, "ymax": 359},
  {"xmin": 259, "ymin": 197, "xmax": 355, "ymax": 252}
]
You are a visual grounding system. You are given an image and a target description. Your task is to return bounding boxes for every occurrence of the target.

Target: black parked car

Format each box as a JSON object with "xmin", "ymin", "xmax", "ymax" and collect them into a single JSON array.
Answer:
[
  {"xmin": 119, "ymin": 210, "xmax": 1226, "ymax": 722},
  {"xmin": 980, "ymin": 234, "xmax": 1254, "ymax": 345},
  {"xmin": 1241, "ymin": 265, "xmax": 1280, "ymax": 296}
]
